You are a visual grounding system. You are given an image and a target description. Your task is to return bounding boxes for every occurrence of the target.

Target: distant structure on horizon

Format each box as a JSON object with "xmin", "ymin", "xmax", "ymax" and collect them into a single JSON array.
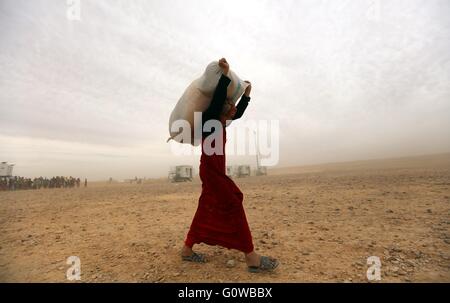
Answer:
[
  {"xmin": 254, "ymin": 129, "xmax": 267, "ymax": 176},
  {"xmin": 235, "ymin": 165, "xmax": 251, "ymax": 178},
  {"xmin": 124, "ymin": 176, "xmax": 145, "ymax": 184},
  {"xmin": 226, "ymin": 165, "xmax": 266, "ymax": 178},
  {"xmin": 168, "ymin": 165, "xmax": 193, "ymax": 182},
  {"xmin": 226, "ymin": 166, "xmax": 234, "ymax": 177},
  {"xmin": 255, "ymin": 166, "xmax": 267, "ymax": 176},
  {"xmin": 0, "ymin": 162, "xmax": 14, "ymax": 177}
]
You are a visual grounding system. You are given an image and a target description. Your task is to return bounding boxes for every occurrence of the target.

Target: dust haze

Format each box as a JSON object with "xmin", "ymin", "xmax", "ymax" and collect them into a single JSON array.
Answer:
[{"xmin": 1, "ymin": 0, "xmax": 449, "ymax": 180}]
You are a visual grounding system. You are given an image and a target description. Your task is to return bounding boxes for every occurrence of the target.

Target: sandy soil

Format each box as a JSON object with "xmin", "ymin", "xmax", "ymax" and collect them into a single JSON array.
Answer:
[{"xmin": 0, "ymin": 153, "xmax": 449, "ymax": 282}]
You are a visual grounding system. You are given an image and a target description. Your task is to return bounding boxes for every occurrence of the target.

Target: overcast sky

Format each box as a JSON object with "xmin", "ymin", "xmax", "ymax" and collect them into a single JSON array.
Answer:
[{"xmin": 0, "ymin": 0, "xmax": 449, "ymax": 180}]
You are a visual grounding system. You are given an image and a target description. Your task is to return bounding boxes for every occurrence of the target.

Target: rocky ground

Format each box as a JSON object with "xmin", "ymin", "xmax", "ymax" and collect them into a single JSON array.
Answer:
[{"xmin": 0, "ymin": 154, "xmax": 449, "ymax": 282}]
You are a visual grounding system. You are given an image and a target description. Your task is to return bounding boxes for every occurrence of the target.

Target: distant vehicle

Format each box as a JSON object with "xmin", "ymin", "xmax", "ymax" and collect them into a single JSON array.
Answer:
[
  {"xmin": 226, "ymin": 166, "xmax": 234, "ymax": 177},
  {"xmin": 0, "ymin": 162, "xmax": 14, "ymax": 177},
  {"xmin": 124, "ymin": 177, "xmax": 143, "ymax": 184},
  {"xmin": 235, "ymin": 165, "xmax": 251, "ymax": 178},
  {"xmin": 169, "ymin": 165, "xmax": 193, "ymax": 182},
  {"xmin": 255, "ymin": 166, "xmax": 267, "ymax": 176}
]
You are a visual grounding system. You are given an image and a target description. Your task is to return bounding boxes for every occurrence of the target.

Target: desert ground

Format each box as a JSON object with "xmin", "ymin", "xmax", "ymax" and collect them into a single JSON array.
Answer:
[{"xmin": 0, "ymin": 153, "xmax": 449, "ymax": 282}]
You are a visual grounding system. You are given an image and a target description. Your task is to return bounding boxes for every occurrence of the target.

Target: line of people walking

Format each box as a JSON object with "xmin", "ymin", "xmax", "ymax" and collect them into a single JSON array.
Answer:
[{"xmin": 0, "ymin": 176, "xmax": 87, "ymax": 191}]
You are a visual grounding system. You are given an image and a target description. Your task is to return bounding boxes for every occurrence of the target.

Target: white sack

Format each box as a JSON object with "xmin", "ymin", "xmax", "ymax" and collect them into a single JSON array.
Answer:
[{"xmin": 168, "ymin": 61, "xmax": 249, "ymax": 146}]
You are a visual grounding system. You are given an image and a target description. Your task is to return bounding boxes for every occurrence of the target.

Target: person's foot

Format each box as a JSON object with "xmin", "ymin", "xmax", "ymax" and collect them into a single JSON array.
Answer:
[
  {"xmin": 245, "ymin": 251, "xmax": 261, "ymax": 267},
  {"xmin": 181, "ymin": 245, "xmax": 193, "ymax": 257},
  {"xmin": 247, "ymin": 256, "xmax": 279, "ymax": 273},
  {"xmin": 219, "ymin": 58, "xmax": 230, "ymax": 75},
  {"xmin": 181, "ymin": 245, "xmax": 206, "ymax": 263},
  {"xmin": 245, "ymin": 251, "xmax": 279, "ymax": 272}
]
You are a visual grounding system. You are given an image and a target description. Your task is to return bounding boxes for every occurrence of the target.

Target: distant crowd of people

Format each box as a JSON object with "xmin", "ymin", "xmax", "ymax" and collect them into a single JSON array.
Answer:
[{"xmin": 0, "ymin": 176, "xmax": 87, "ymax": 191}]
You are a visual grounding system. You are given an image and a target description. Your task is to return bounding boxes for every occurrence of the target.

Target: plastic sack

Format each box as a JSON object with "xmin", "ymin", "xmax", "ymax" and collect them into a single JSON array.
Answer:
[{"xmin": 167, "ymin": 61, "xmax": 249, "ymax": 146}]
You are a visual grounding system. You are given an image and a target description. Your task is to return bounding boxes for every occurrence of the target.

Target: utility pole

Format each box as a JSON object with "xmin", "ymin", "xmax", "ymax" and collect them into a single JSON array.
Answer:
[{"xmin": 254, "ymin": 130, "xmax": 260, "ymax": 172}]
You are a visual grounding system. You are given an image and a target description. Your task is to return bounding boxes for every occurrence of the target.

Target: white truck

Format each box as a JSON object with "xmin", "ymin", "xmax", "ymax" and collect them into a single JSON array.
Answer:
[
  {"xmin": 235, "ymin": 165, "xmax": 251, "ymax": 178},
  {"xmin": 168, "ymin": 165, "xmax": 193, "ymax": 182},
  {"xmin": 226, "ymin": 166, "xmax": 234, "ymax": 177}
]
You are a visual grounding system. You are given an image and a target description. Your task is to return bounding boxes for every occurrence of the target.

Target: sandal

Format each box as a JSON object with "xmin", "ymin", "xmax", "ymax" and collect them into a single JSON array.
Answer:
[
  {"xmin": 181, "ymin": 252, "xmax": 207, "ymax": 263},
  {"xmin": 248, "ymin": 256, "xmax": 279, "ymax": 273}
]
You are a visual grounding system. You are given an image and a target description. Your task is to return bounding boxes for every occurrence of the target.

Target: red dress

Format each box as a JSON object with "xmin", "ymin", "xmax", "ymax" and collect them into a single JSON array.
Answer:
[{"xmin": 184, "ymin": 126, "xmax": 254, "ymax": 254}]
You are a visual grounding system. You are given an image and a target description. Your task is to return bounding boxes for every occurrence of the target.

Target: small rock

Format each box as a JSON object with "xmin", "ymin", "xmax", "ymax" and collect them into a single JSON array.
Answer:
[
  {"xmin": 390, "ymin": 246, "xmax": 402, "ymax": 253},
  {"xmin": 226, "ymin": 260, "xmax": 235, "ymax": 268},
  {"xmin": 405, "ymin": 260, "xmax": 416, "ymax": 267}
]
